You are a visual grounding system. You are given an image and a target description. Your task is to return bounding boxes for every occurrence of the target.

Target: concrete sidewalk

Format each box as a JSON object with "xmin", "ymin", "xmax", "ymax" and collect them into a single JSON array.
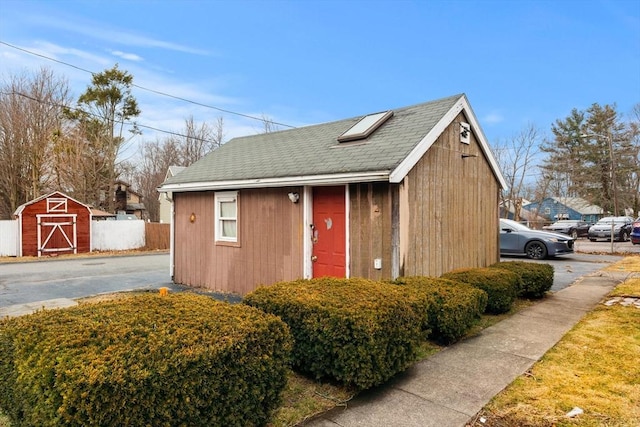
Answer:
[{"xmin": 306, "ymin": 270, "xmax": 627, "ymax": 427}]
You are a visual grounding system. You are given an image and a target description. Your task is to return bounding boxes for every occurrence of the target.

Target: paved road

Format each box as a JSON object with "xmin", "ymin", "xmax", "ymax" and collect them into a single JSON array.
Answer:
[
  {"xmin": 0, "ymin": 253, "xmax": 173, "ymax": 308},
  {"xmin": 502, "ymin": 251, "xmax": 624, "ymax": 291},
  {"xmin": 0, "ymin": 249, "xmax": 632, "ymax": 309}
]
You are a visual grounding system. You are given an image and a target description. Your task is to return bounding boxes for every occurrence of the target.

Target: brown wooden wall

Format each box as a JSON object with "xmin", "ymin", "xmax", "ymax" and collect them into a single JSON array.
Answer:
[
  {"xmin": 349, "ymin": 182, "xmax": 396, "ymax": 281},
  {"xmin": 20, "ymin": 195, "xmax": 91, "ymax": 257},
  {"xmin": 400, "ymin": 112, "xmax": 500, "ymax": 277},
  {"xmin": 173, "ymin": 187, "xmax": 305, "ymax": 295}
]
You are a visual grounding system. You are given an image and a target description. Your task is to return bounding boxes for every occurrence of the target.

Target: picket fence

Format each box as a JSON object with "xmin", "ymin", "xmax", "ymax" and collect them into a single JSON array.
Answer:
[{"xmin": 0, "ymin": 220, "xmax": 168, "ymax": 257}]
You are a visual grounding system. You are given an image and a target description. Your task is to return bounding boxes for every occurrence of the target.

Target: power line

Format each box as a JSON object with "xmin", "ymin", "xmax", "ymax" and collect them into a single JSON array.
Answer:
[
  {"xmin": 0, "ymin": 40, "xmax": 296, "ymax": 129},
  {"xmin": 0, "ymin": 90, "xmax": 220, "ymax": 145}
]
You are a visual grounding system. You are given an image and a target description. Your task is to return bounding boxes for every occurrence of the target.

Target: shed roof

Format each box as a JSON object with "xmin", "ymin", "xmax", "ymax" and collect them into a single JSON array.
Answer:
[
  {"xmin": 160, "ymin": 94, "xmax": 506, "ymax": 192},
  {"xmin": 13, "ymin": 191, "xmax": 91, "ymax": 217},
  {"xmin": 551, "ymin": 197, "xmax": 603, "ymax": 215}
]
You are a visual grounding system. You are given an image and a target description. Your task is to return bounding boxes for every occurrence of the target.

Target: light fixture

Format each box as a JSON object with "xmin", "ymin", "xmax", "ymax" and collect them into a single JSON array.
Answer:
[
  {"xmin": 189, "ymin": 212, "xmax": 196, "ymax": 223},
  {"xmin": 288, "ymin": 192, "xmax": 299, "ymax": 203}
]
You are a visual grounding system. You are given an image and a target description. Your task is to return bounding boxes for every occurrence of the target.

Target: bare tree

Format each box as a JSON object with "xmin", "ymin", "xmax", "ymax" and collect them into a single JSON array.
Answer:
[
  {"xmin": 494, "ymin": 123, "xmax": 541, "ymax": 219},
  {"xmin": 130, "ymin": 116, "xmax": 225, "ymax": 221},
  {"xmin": 0, "ymin": 68, "xmax": 71, "ymax": 219}
]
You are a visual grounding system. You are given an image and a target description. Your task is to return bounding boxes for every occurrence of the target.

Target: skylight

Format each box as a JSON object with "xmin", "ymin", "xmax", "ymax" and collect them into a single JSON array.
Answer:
[{"xmin": 337, "ymin": 110, "xmax": 393, "ymax": 142}]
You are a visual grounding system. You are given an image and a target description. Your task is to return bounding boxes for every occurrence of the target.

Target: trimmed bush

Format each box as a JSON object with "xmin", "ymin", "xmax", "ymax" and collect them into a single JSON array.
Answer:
[
  {"xmin": 489, "ymin": 261, "xmax": 554, "ymax": 298},
  {"xmin": 392, "ymin": 277, "xmax": 488, "ymax": 344},
  {"xmin": 243, "ymin": 278, "xmax": 423, "ymax": 390},
  {"xmin": 0, "ymin": 293, "xmax": 291, "ymax": 427},
  {"xmin": 441, "ymin": 267, "xmax": 520, "ymax": 314}
]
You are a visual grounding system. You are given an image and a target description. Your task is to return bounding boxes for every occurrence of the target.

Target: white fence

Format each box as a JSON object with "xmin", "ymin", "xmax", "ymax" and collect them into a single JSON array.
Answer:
[
  {"xmin": 0, "ymin": 220, "xmax": 18, "ymax": 256},
  {"xmin": 0, "ymin": 220, "xmax": 146, "ymax": 257}
]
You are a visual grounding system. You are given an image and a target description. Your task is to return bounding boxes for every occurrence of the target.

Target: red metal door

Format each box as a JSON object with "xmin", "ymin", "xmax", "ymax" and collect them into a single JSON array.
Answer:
[{"xmin": 312, "ymin": 186, "xmax": 346, "ymax": 278}]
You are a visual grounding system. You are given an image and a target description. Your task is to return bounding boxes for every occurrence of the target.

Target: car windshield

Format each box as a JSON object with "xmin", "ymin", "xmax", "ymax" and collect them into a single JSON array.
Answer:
[{"xmin": 500, "ymin": 219, "xmax": 531, "ymax": 231}]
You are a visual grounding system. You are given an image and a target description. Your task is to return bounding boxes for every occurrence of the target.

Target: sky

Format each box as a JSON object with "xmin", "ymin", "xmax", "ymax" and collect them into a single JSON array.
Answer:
[{"xmin": 1, "ymin": 0, "xmax": 639, "ymax": 162}]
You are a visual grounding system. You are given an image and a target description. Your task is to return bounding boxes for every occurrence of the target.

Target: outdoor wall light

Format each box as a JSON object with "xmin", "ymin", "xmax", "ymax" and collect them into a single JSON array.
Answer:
[
  {"xmin": 288, "ymin": 192, "xmax": 300, "ymax": 203},
  {"xmin": 189, "ymin": 212, "xmax": 196, "ymax": 223}
]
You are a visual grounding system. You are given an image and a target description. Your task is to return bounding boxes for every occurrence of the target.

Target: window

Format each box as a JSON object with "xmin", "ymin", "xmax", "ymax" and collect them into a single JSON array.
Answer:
[
  {"xmin": 215, "ymin": 191, "xmax": 238, "ymax": 243},
  {"xmin": 337, "ymin": 110, "xmax": 393, "ymax": 142}
]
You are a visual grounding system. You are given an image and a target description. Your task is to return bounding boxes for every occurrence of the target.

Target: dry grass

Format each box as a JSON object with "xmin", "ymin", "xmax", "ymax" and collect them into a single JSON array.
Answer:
[
  {"xmin": 603, "ymin": 254, "xmax": 640, "ymax": 273},
  {"xmin": 0, "ymin": 249, "xmax": 167, "ymax": 264},
  {"xmin": 471, "ymin": 273, "xmax": 640, "ymax": 427}
]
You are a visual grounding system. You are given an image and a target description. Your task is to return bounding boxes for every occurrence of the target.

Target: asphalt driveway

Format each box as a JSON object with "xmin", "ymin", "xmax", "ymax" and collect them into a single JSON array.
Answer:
[{"xmin": 0, "ymin": 253, "xmax": 174, "ymax": 308}]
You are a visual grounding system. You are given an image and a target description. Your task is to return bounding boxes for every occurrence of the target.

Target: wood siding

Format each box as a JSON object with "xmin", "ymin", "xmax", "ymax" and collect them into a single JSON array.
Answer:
[
  {"xmin": 349, "ymin": 183, "xmax": 396, "ymax": 281},
  {"xmin": 173, "ymin": 187, "xmax": 304, "ymax": 295},
  {"xmin": 19, "ymin": 194, "xmax": 91, "ymax": 257},
  {"xmin": 400, "ymin": 112, "xmax": 500, "ymax": 277}
]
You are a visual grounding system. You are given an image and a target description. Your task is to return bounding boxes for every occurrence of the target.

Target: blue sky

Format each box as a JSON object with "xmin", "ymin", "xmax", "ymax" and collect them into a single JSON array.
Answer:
[{"xmin": 1, "ymin": 0, "xmax": 639, "ymax": 158}]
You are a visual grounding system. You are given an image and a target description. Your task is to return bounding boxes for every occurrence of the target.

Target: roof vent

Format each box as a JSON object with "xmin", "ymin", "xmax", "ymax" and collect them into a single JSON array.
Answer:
[{"xmin": 337, "ymin": 110, "xmax": 393, "ymax": 142}]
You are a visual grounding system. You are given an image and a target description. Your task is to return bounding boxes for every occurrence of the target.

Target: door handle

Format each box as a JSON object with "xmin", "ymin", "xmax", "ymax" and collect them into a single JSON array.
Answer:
[{"xmin": 311, "ymin": 255, "xmax": 318, "ymax": 262}]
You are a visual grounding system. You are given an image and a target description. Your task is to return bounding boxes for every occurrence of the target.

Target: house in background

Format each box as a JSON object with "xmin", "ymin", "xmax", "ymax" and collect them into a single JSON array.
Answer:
[
  {"xmin": 159, "ymin": 166, "xmax": 186, "ymax": 223},
  {"xmin": 522, "ymin": 197, "xmax": 604, "ymax": 224},
  {"xmin": 113, "ymin": 180, "xmax": 147, "ymax": 219},
  {"xmin": 159, "ymin": 94, "xmax": 506, "ymax": 295}
]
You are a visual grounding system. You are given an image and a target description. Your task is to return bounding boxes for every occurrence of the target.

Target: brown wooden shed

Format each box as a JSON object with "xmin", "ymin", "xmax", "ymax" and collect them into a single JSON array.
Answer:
[
  {"xmin": 14, "ymin": 191, "xmax": 92, "ymax": 257},
  {"xmin": 159, "ymin": 94, "xmax": 507, "ymax": 295}
]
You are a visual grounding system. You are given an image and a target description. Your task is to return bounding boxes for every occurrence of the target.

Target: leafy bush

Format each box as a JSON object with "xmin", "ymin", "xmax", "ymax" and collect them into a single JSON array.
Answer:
[
  {"xmin": 441, "ymin": 267, "xmax": 520, "ymax": 314},
  {"xmin": 0, "ymin": 293, "xmax": 291, "ymax": 427},
  {"xmin": 243, "ymin": 278, "xmax": 422, "ymax": 390},
  {"xmin": 489, "ymin": 261, "xmax": 554, "ymax": 298},
  {"xmin": 392, "ymin": 276, "xmax": 488, "ymax": 344}
]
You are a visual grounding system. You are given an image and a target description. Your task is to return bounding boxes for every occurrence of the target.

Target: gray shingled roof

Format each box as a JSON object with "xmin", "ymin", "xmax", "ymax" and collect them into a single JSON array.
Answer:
[{"xmin": 161, "ymin": 94, "xmax": 464, "ymax": 188}]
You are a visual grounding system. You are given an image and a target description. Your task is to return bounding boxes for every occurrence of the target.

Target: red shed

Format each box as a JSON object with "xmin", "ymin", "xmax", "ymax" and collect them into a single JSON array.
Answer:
[{"xmin": 14, "ymin": 191, "xmax": 92, "ymax": 257}]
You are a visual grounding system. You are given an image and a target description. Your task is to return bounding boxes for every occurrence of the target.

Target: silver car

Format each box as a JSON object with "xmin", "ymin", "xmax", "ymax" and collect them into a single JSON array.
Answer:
[
  {"xmin": 587, "ymin": 216, "xmax": 634, "ymax": 242},
  {"xmin": 500, "ymin": 218, "xmax": 575, "ymax": 260}
]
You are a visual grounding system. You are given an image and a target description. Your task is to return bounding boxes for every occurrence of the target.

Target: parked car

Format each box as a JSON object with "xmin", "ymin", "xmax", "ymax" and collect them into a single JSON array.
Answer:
[
  {"xmin": 542, "ymin": 220, "xmax": 591, "ymax": 239},
  {"xmin": 499, "ymin": 218, "xmax": 574, "ymax": 260},
  {"xmin": 631, "ymin": 217, "xmax": 640, "ymax": 245},
  {"xmin": 587, "ymin": 216, "xmax": 634, "ymax": 242}
]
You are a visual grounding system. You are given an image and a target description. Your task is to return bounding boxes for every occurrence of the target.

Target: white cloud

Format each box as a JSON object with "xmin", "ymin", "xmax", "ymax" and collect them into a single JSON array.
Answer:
[
  {"xmin": 483, "ymin": 112, "xmax": 504, "ymax": 124},
  {"xmin": 111, "ymin": 50, "xmax": 143, "ymax": 62},
  {"xmin": 27, "ymin": 15, "xmax": 211, "ymax": 56}
]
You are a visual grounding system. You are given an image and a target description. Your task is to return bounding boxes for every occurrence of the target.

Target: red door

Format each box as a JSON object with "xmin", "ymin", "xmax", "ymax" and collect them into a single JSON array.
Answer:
[{"xmin": 312, "ymin": 186, "xmax": 346, "ymax": 278}]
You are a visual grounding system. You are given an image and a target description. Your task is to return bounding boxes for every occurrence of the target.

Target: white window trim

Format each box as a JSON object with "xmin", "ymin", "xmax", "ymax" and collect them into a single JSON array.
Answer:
[{"xmin": 215, "ymin": 191, "xmax": 238, "ymax": 243}]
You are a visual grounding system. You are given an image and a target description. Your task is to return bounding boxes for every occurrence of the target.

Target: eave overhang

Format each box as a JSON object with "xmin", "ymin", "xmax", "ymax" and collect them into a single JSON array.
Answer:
[{"xmin": 158, "ymin": 171, "xmax": 390, "ymax": 193}]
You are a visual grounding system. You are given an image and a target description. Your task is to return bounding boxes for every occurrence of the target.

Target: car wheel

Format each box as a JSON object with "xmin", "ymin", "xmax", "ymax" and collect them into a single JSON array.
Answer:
[
  {"xmin": 619, "ymin": 231, "xmax": 629, "ymax": 242},
  {"xmin": 525, "ymin": 241, "xmax": 548, "ymax": 260},
  {"xmin": 570, "ymin": 229, "xmax": 578, "ymax": 239},
  {"xmin": 589, "ymin": 238, "xmax": 597, "ymax": 242}
]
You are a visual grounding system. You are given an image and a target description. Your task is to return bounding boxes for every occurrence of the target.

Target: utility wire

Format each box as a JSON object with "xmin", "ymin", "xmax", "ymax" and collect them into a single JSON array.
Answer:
[
  {"xmin": 1, "ymin": 90, "xmax": 219, "ymax": 145},
  {"xmin": 0, "ymin": 40, "xmax": 296, "ymax": 129}
]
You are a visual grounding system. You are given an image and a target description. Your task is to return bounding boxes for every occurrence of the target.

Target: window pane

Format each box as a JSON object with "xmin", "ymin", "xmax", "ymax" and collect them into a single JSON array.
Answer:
[
  {"xmin": 220, "ymin": 200, "xmax": 236, "ymax": 217},
  {"xmin": 222, "ymin": 220, "xmax": 237, "ymax": 238}
]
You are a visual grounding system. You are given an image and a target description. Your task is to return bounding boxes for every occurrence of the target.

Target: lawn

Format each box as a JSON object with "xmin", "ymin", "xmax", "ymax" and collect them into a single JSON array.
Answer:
[{"xmin": 471, "ymin": 258, "xmax": 640, "ymax": 427}]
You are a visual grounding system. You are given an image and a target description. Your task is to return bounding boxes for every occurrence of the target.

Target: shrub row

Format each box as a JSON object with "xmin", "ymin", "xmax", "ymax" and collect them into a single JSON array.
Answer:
[
  {"xmin": 489, "ymin": 261, "xmax": 554, "ymax": 298},
  {"xmin": 0, "ymin": 294, "xmax": 291, "ymax": 427},
  {"xmin": 243, "ymin": 278, "xmax": 423, "ymax": 390},
  {"xmin": 441, "ymin": 268, "xmax": 520, "ymax": 313},
  {"xmin": 392, "ymin": 277, "xmax": 488, "ymax": 344}
]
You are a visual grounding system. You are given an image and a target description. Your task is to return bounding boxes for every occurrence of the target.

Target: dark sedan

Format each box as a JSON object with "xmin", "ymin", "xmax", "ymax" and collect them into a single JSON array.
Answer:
[
  {"xmin": 500, "ymin": 218, "xmax": 574, "ymax": 260},
  {"xmin": 542, "ymin": 220, "xmax": 591, "ymax": 239},
  {"xmin": 631, "ymin": 217, "xmax": 640, "ymax": 245},
  {"xmin": 587, "ymin": 216, "xmax": 634, "ymax": 242}
]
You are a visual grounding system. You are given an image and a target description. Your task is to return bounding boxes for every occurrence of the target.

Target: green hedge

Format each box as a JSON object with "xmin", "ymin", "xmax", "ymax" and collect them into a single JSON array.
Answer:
[
  {"xmin": 0, "ymin": 294, "xmax": 291, "ymax": 427},
  {"xmin": 489, "ymin": 261, "xmax": 554, "ymax": 298},
  {"xmin": 392, "ymin": 277, "xmax": 488, "ymax": 344},
  {"xmin": 441, "ymin": 268, "xmax": 520, "ymax": 314},
  {"xmin": 243, "ymin": 278, "xmax": 423, "ymax": 390}
]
